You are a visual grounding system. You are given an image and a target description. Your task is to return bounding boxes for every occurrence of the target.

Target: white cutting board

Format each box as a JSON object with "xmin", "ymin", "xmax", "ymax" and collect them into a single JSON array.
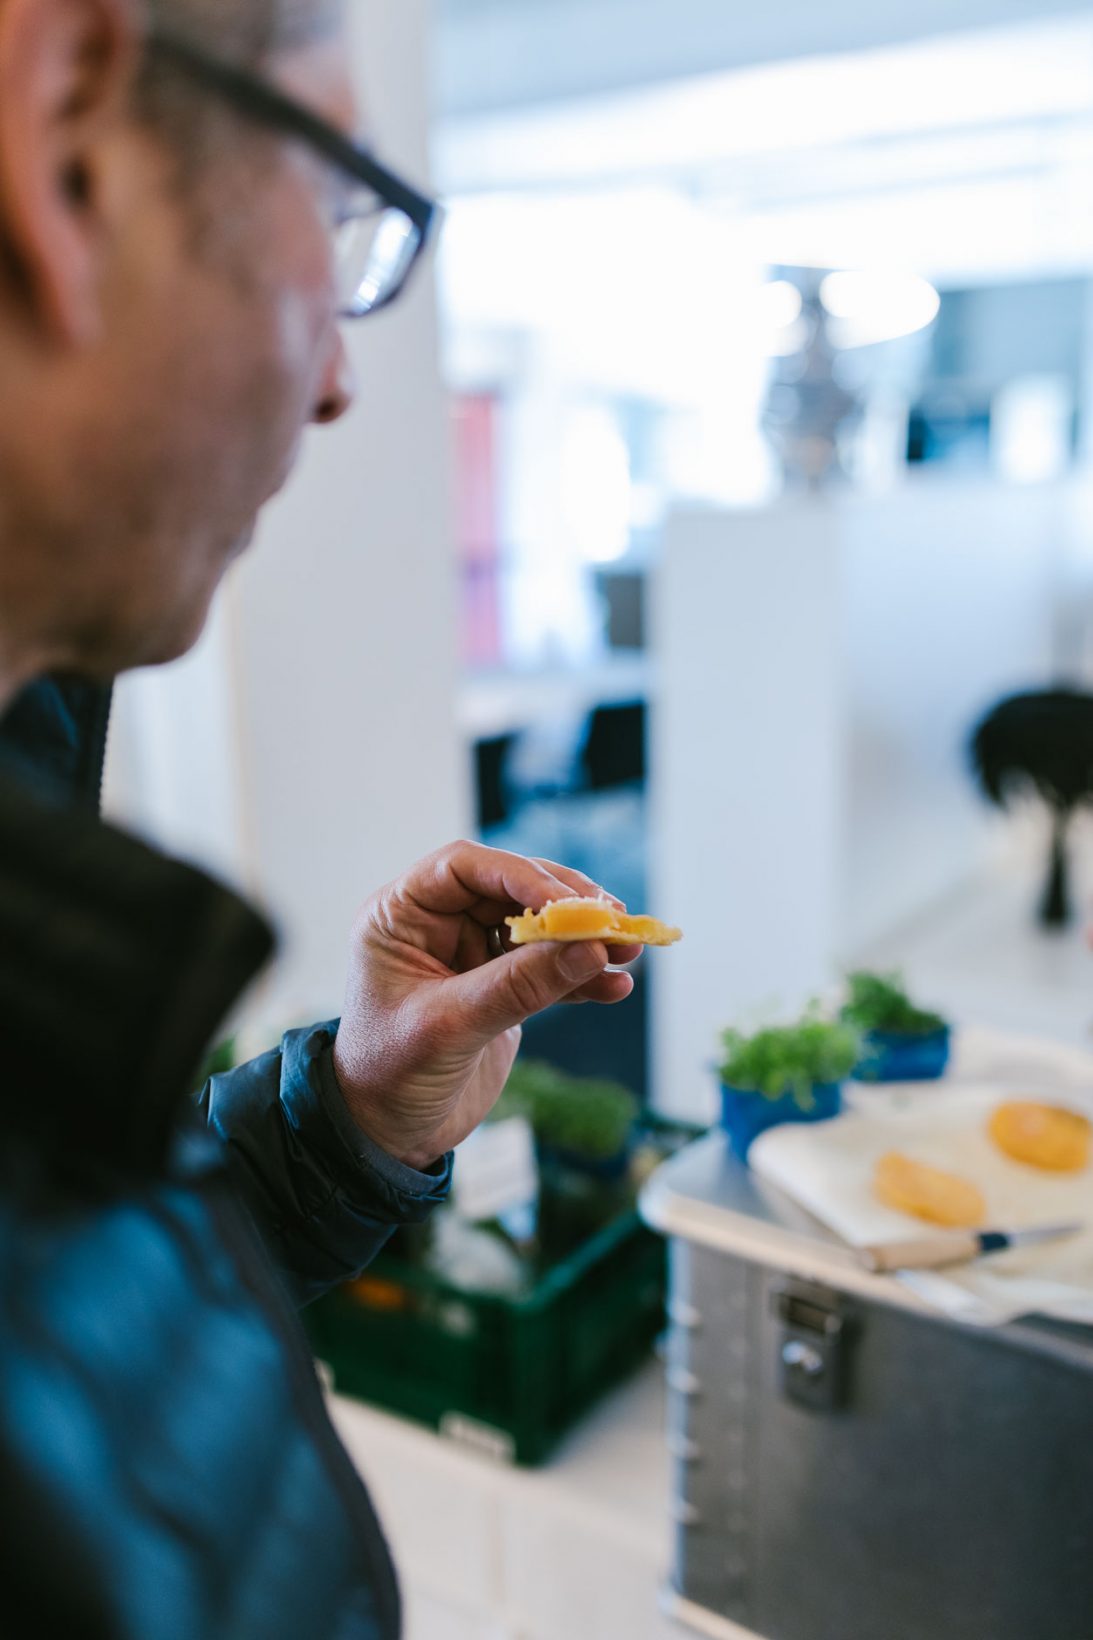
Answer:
[{"xmin": 748, "ymin": 1082, "xmax": 1093, "ymax": 1326}]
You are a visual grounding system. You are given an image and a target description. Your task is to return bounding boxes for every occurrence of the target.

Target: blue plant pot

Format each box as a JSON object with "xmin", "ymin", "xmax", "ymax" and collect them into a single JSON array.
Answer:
[
  {"xmin": 854, "ymin": 1026, "xmax": 951, "ymax": 1084},
  {"xmin": 719, "ymin": 1081, "xmax": 843, "ymax": 1164}
]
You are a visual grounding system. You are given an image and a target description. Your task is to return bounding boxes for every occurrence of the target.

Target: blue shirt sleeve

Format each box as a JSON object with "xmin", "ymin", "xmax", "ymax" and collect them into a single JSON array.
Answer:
[{"xmin": 199, "ymin": 1020, "xmax": 452, "ymax": 1306}]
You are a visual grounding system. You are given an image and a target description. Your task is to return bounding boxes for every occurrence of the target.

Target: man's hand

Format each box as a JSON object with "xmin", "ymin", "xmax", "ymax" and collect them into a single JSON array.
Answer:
[{"xmin": 331, "ymin": 842, "xmax": 640, "ymax": 1170}]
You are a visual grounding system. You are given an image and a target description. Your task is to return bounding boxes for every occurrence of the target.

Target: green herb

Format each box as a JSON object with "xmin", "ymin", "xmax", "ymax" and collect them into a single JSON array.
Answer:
[
  {"xmin": 717, "ymin": 1009, "xmax": 861, "ymax": 1108},
  {"xmin": 841, "ymin": 971, "xmax": 947, "ymax": 1037},
  {"xmin": 494, "ymin": 1060, "xmax": 639, "ymax": 1159}
]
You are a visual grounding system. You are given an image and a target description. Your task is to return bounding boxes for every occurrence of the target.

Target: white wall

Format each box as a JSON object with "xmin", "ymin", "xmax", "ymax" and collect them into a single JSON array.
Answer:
[
  {"xmin": 839, "ymin": 479, "xmax": 1065, "ymax": 950},
  {"xmin": 651, "ymin": 478, "xmax": 1066, "ymax": 1120},
  {"xmin": 107, "ymin": 0, "xmax": 467, "ymax": 1034},
  {"xmin": 105, "ymin": 595, "xmax": 249, "ymax": 890}
]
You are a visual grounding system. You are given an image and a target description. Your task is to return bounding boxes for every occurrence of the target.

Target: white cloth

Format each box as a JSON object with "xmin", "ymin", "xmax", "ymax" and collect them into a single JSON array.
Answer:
[{"xmin": 747, "ymin": 1025, "xmax": 1093, "ymax": 1326}]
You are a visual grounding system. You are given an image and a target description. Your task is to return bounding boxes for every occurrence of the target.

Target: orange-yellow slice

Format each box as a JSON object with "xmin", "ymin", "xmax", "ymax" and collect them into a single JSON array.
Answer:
[
  {"xmin": 874, "ymin": 1151, "xmax": 986, "ymax": 1228},
  {"xmin": 988, "ymin": 1102, "xmax": 1091, "ymax": 1173},
  {"xmin": 505, "ymin": 896, "xmax": 682, "ymax": 948}
]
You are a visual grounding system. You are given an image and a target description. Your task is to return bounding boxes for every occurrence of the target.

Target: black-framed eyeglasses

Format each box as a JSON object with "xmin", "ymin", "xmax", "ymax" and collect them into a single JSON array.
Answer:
[{"xmin": 147, "ymin": 29, "xmax": 441, "ymax": 320}]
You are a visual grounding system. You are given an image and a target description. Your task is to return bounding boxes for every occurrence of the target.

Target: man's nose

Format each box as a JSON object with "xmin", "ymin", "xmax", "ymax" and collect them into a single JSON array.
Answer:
[{"xmin": 312, "ymin": 328, "xmax": 356, "ymax": 425}]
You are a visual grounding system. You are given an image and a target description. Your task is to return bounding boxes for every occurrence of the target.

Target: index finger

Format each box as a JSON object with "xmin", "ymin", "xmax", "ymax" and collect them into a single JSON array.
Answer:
[
  {"xmin": 399, "ymin": 841, "xmax": 587, "ymax": 922},
  {"xmin": 529, "ymin": 858, "xmax": 626, "ymax": 911}
]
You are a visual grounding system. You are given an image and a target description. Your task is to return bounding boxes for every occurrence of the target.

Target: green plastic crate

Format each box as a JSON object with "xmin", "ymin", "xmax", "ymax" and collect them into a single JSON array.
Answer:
[{"xmin": 305, "ymin": 1204, "xmax": 667, "ymax": 1466}]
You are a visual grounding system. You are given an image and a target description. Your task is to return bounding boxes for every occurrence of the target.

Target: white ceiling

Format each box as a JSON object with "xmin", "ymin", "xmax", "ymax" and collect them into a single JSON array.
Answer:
[
  {"xmin": 434, "ymin": 16, "xmax": 1093, "ymax": 290},
  {"xmin": 432, "ymin": 0, "xmax": 1093, "ymax": 118}
]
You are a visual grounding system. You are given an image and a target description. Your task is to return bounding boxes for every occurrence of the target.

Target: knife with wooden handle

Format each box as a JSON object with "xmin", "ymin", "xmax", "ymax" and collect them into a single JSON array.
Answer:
[{"xmin": 859, "ymin": 1222, "xmax": 1083, "ymax": 1273}]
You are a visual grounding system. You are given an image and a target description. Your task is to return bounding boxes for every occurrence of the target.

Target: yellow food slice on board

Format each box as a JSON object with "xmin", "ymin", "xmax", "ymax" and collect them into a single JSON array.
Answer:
[
  {"xmin": 988, "ymin": 1101, "xmax": 1091, "ymax": 1173},
  {"xmin": 874, "ymin": 1151, "xmax": 986, "ymax": 1228},
  {"xmin": 505, "ymin": 897, "xmax": 683, "ymax": 947}
]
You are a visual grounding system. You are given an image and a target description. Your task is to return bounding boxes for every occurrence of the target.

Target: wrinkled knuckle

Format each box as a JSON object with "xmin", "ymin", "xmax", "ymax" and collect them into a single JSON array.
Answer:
[
  {"xmin": 442, "ymin": 837, "xmax": 476, "ymax": 863},
  {"xmin": 362, "ymin": 891, "xmax": 398, "ymax": 944}
]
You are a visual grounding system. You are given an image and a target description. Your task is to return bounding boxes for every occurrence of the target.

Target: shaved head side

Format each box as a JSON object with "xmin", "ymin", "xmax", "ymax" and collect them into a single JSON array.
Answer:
[
  {"xmin": 0, "ymin": 0, "xmax": 357, "ymax": 697},
  {"xmin": 134, "ymin": 0, "xmax": 342, "ymax": 166},
  {"xmin": 145, "ymin": 0, "xmax": 340, "ymax": 61}
]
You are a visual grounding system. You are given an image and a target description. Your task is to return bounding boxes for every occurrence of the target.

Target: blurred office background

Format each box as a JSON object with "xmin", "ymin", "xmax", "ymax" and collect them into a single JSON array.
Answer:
[{"xmin": 106, "ymin": 0, "xmax": 1093, "ymax": 1115}]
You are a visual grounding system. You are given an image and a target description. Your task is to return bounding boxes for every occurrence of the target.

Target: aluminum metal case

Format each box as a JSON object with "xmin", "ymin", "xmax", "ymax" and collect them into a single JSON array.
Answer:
[{"xmin": 641, "ymin": 1134, "xmax": 1093, "ymax": 1640}]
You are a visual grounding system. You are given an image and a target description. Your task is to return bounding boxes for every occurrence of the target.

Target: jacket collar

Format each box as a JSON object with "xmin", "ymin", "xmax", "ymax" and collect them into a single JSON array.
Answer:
[{"xmin": 0, "ymin": 771, "xmax": 274, "ymax": 1181}]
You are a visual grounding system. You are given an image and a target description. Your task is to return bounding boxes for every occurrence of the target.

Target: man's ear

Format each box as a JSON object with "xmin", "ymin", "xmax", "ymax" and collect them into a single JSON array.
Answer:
[{"xmin": 0, "ymin": 0, "xmax": 141, "ymax": 345}]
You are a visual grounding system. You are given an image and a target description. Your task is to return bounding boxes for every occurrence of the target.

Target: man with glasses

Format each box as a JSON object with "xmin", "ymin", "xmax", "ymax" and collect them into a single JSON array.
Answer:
[{"xmin": 0, "ymin": 2, "xmax": 639, "ymax": 1635}]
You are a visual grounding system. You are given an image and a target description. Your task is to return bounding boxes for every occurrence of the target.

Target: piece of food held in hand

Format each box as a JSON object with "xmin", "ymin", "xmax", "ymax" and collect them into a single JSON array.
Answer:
[
  {"xmin": 505, "ymin": 896, "xmax": 683, "ymax": 948},
  {"xmin": 874, "ymin": 1151, "xmax": 987, "ymax": 1228},
  {"xmin": 989, "ymin": 1101, "xmax": 1091, "ymax": 1173}
]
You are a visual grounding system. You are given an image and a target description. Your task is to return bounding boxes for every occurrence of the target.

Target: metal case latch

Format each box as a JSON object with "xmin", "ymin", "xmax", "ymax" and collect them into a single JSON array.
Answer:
[{"xmin": 773, "ymin": 1285, "xmax": 849, "ymax": 1411}]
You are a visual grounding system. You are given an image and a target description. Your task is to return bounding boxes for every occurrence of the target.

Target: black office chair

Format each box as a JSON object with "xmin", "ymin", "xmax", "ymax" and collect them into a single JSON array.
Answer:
[
  {"xmin": 579, "ymin": 700, "xmax": 646, "ymax": 792},
  {"xmin": 473, "ymin": 733, "xmax": 516, "ymax": 833},
  {"xmin": 970, "ymin": 686, "xmax": 1093, "ymax": 926}
]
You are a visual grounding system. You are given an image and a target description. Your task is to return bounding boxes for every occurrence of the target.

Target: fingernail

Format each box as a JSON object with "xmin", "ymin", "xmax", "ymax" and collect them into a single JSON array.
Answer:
[{"xmin": 558, "ymin": 943, "xmax": 605, "ymax": 982}]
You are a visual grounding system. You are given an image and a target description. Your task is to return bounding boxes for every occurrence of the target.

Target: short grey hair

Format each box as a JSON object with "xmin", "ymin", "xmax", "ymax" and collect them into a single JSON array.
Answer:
[
  {"xmin": 144, "ymin": 0, "xmax": 339, "ymax": 63},
  {"xmin": 135, "ymin": 0, "xmax": 341, "ymax": 161}
]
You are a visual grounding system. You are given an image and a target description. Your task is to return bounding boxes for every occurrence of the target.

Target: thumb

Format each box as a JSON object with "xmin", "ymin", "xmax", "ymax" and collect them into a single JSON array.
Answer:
[{"xmin": 441, "ymin": 941, "xmax": 609, "ymax": 1044}]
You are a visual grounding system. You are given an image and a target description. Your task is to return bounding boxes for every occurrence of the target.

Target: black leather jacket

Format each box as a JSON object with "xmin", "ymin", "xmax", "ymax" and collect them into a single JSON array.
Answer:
[{"xmin": 0, "ymin": 678, "xmax": 451, "ymax": 1638}]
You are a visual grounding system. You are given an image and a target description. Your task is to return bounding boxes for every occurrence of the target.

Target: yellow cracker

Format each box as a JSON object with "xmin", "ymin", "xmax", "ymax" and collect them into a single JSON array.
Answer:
[
  {"xmin": 874, "ymin": 1151, "xmax": 986, "ymax": 1228},
  {"xmin": 989, "ymin": 1101, "xmax": 1091, "ymax": 1174},
  {"xmin": 505, "ymin": 896, "xmax": 682, "ymax": 948}
]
